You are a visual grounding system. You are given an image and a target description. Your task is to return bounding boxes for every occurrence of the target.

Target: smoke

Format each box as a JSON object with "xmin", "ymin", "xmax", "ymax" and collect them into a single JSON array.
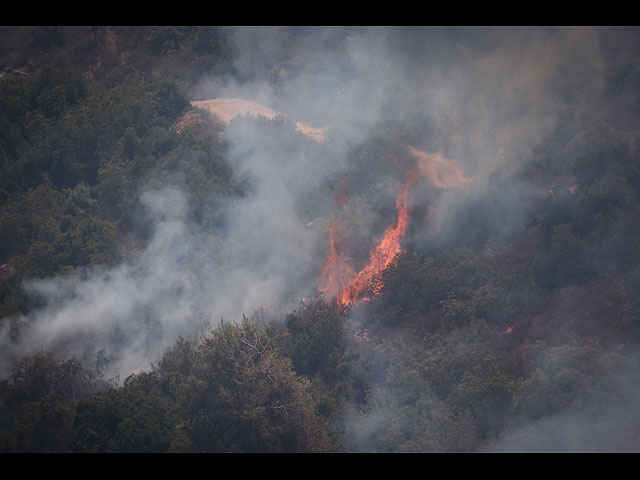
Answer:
[
  {"xmin": 1, "ymin": 27, "xmax": 637, "ymax": 427},
  {"xmin": 0, "ymin": 188, "xmax": 206, "ymax": 378},
  {"xmin": 480, "ymin": 348, "xmax": 640, "ymax": 452},
  {"xmin": 0, "ymin": 116, "xmax": 348, "ymax": 379},
  {"xmin": 481, "ymin": 401, "xmax": 640, "ymax": 453}
]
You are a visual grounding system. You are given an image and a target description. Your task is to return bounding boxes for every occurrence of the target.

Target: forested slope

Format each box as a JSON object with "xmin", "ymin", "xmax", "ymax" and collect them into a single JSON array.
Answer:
[{"xmin": 1, "ymin": 26, "xmax": 640, "ymax": 452}]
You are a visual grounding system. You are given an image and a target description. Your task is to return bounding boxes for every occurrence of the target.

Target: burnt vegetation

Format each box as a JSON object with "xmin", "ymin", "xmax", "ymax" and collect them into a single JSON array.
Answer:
[{"xmin": 1, "ymin": 26, "xmax": 640, "ymax": 452}]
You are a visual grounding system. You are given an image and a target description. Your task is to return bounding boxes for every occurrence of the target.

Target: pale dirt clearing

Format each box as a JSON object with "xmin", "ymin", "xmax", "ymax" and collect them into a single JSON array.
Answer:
[
  {"xmin": 176, "ymin": 100, "xmax": 470, "ymax": 189},
  {"xmin": 407, "ymin": 146, "xmax": 473, "ymax": 190},
  {"xmin": 188, "ymin": 98, "xmax": 329, "ymax": 142}
]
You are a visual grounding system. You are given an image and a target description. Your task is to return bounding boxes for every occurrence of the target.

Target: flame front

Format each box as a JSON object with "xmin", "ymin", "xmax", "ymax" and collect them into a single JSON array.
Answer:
[
  {"xmin": 320, "ymin": 169, "xmax": 418, "ymax": 309},
  {"xmin": 319, "ymin": 146, "xmax": 472, "ymax": 310},
  {"xmin": 319, "ymin": 220, "xmax": 357, "ymax": 304}
]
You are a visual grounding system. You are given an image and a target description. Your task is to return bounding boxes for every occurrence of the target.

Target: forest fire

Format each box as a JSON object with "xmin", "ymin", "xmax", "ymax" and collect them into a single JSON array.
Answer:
[
  {"xmin": 319, "ymin": 145, "xmax": 472, "ymax": 310},
  {"xmin": 319, "ymin": 168, "xmax": 419, "ymax": 309},
  {"xmin": 318, "ymin": 220, "xmax": 358, "ymax": 306}
]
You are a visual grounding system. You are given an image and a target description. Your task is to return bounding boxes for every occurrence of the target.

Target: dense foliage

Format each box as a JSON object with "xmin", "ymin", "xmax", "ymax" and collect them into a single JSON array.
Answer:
[{"xmin": 2, "ymin": 26, "xmax": 640, "ymax": 452}]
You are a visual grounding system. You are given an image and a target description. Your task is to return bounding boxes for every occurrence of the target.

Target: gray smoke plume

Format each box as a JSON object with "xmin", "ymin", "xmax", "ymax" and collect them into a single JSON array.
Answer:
[
  {"xmin": 1, "ymin": 27, "xmax": 639, "ymax": 439},
  {"xmin": 480, "ymin": 348, "xmax": 640, "ymax": 452}
]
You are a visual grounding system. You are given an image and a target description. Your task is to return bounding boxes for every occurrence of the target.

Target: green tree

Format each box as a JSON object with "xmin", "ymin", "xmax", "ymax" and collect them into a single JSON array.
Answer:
[
  {"xmin": 176, "ymin": 318, "xmax": 333, "ymax": 452},
  {"xmin": 69, "ymin": 372, "xmax": 175, "ymax": 453},
  {"xmin": 281, "ymin": 300, "xmax": 346, "ymax": 378},
  {"xmin": 0, "ymin": 352, "xmax": 107, "ymax": 452},
  {"xmin": 0, "ymin": 394, "xmax": 75, "ymax": 452}
]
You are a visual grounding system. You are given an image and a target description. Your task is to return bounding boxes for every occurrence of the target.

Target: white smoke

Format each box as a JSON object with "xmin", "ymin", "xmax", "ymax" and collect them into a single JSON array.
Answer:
[{"xmin": 1, "ymin": 27, "xmax": 633, "ymax": 396}]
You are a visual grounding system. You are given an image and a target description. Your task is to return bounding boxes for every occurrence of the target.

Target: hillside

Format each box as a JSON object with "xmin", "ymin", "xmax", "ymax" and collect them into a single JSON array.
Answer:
[{"xmin": 1, "ymin": 26, "xmax": 640, "ymax": 452}]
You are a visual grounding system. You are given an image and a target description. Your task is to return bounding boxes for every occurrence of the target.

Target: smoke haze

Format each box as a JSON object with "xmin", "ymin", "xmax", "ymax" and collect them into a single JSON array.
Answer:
[
  {"xmin": 2, "ymin": 27, "xmax": 640, "ymax": 451},
  {"xmin": 0, "ymin": 26, "xmax": 620, "ymax": 358}
]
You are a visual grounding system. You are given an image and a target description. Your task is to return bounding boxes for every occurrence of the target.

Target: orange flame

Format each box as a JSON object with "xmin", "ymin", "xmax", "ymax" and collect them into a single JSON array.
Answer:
[
  {"xmin": 320, "ymin": 169, "xmax": 418, "ymax": 309},
  {"xmin": 318, "ymin": 219, "xmax": 357, "ymax": 304},
  {"xmin": 319, "ymin": 146, "xmax": 472, "ymax": 310}
]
